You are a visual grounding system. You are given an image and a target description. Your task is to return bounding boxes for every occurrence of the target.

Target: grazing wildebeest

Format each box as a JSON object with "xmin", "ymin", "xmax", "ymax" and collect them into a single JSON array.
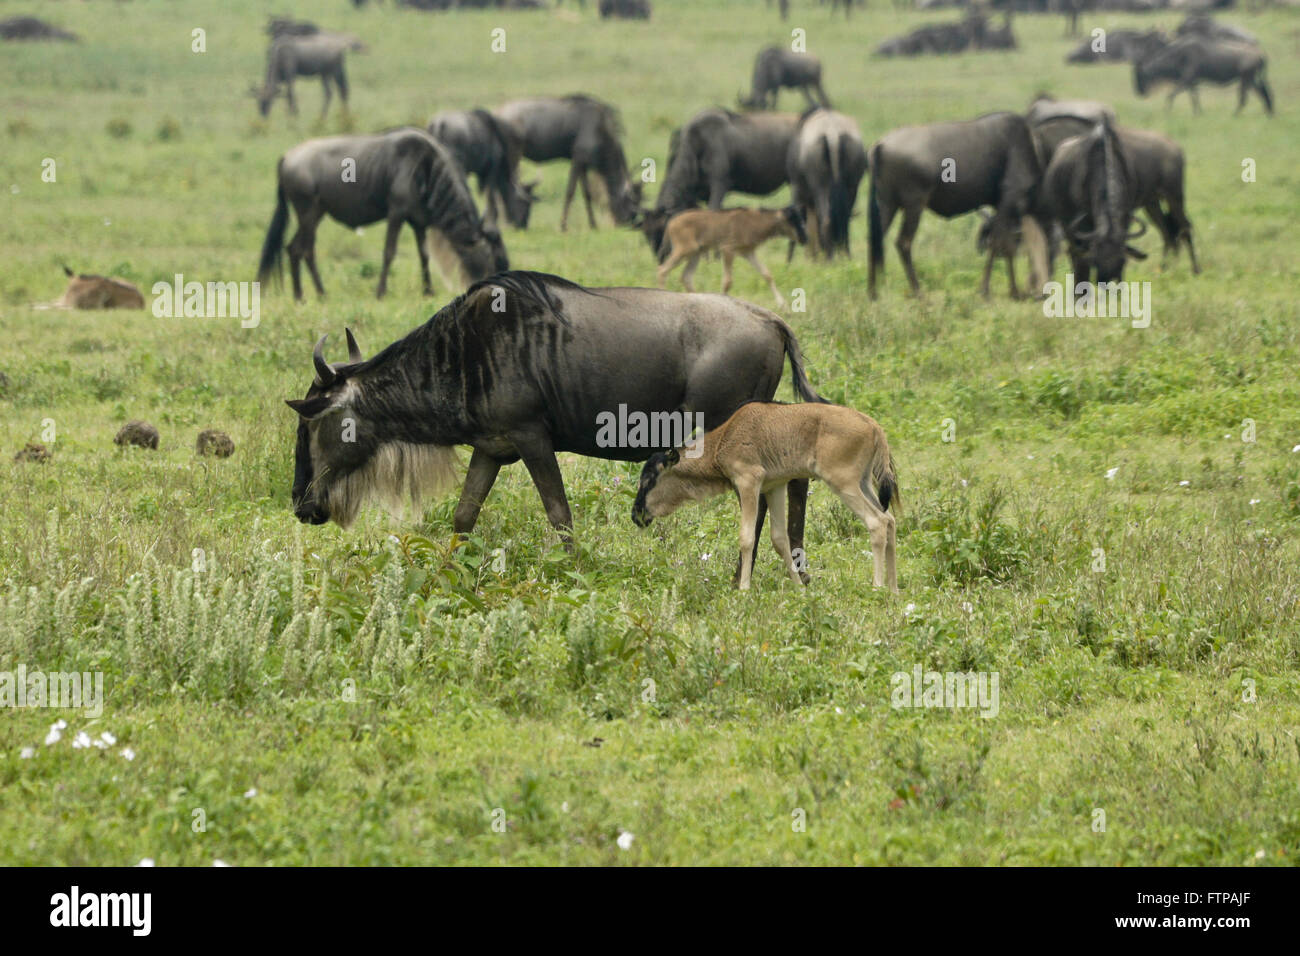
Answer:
[
  {"xmin": 257, "ymin": 128, "xmax": 507, "ymax": 301},
  {"xmin": 1038, "ymin": 119, "xmax": 1147, "ymax": 285},
  {"xmin": 786, "ymin": 108, "xmax": 867, "ymax": 258},
  {"xmin": 0, "ymin": 16, "xmax": 77, "ymax": 42},
  {"xmin": 1176, "ymin": 14, "xmax": 1257, "ymax": 48},
  {"xmin": 632, "ymin": 401, "xmax": 898, "ymax": 592},
  {"xmin": 1026, "ymin": 99, "xmax": 1198, "ymax": 274},
  {"xmin": 867, "ymin": 112, "xmax": 1049, "ymax": 299},
  {"xmin": 599, "ymin": 0, "xmax": 651, "ymax": 17},
  {"xmin": 51, "ymin": 266, "xmax": 145, "ymax": 309},
  {"xmin": 428, "ymin": 109, "xmax": 538, "ymax": 229},
  {"xmin": 642, "ymin": 109, "xmax": 800, "ymax": 256},
  {"xmin": 286, "ymin": 272, "xmax": 821, "ymax": 586},
  {"xmin": 1134, "ymin": 36, "xmax": 1273, "ymax": 115},
  {"xmin": 266, "ymin": 17, "xmax": 319, "ymax": 38},
  {"xmin": 739, "ymin": 47, "xmax": 832, "ymax": 111},
  {"xmin": 656, "ymin": 207, "xmax": 807, "ymax": 307},
  {"xmin": 253, "ymin": 32, "xmax": 363, "ymax": 119},
  {"xmin": 492, "ymin": 95, "xmax": 642, "ymax": 230}
]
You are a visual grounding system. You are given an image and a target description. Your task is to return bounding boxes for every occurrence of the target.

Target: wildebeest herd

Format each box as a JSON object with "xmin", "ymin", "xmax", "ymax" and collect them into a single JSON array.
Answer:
[{"xmin": 261, "ymin": 5, "xmax": 1270, "ymax": 592}]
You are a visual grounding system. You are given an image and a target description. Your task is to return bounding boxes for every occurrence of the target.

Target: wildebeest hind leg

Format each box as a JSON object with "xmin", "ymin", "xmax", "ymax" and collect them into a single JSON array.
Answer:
[
  {"xmin": 375, "ymin": 217, "xmax": 402, "ymax": 299},
  {"xmin": 732, "ymin": 492, "xmax": 768, "ymax": 589},
  {"xmin": 319, "ymin": 78, "xmax": 332, "ymax": 120},
  {"xmin": 896, "ymin": 205, "xmax": 924, "ymax": 295},
  {"xmin": 454, "ymin": 448, "xmax": 503, "ymax": 534},
  {"xmin": 765, "ymin": 484, "xmax": 803, "ymax": 585}
]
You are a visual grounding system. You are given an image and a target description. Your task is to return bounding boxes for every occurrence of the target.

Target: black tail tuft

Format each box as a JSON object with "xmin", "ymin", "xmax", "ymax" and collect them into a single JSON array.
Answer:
[{"xmin": 256, "ymin": 163, "xmax": 289, "ymax": 288}]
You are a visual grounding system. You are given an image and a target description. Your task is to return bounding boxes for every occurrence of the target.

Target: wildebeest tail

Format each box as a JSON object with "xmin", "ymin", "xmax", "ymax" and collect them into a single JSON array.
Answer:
[
  {"xmin": 774, "ymin": 319, "xmax": 827, "ymax": 404},
  {"xmin": 257, "ymin": 160, "xmax": 288, "ymax": 287},
  {"xmin": 828, "ymin": 135, "xmax": 853, "ymax": 253},
  {"xmin": 870, "ymin": 448, "xmax": 900, "ymax": 515},
  {"xmin": 868, "ymin": 143, "xmax": 884, "ymax": 271}
]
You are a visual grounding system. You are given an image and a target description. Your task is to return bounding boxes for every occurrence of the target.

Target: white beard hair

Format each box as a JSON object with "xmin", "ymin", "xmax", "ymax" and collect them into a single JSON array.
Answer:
[
  {"xmin": 322, "ymin": 442, "xmax": 461, "ymax": 529},
  {"xmin": 424, "ymin": 228, "xmax": 473, "ymax": 290}
]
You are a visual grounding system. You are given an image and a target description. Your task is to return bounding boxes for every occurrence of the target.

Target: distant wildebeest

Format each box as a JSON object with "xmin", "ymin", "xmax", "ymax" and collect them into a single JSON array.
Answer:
[
  {"xmin": 286, "ymin": 271, "xmax": 823, "ymax": 586},
  {"xmin": 599, "ymin": 0, "xmax": 651, "ymax": 17},
  {"xmin": 51, "ymin": 266, "xmax": 145, "ymax": 309},
  {"xmin": 874, "ymin": 10, "xmax": 1013, "ymax": 57},
  {"xmin": 428, "ymin": 109, "xmax": 538, "ymax": 228},
  {"xmin": 253, "ymin": 32, "xmax": 364, "ymax": 119},
  {"xmin": 1176, "ymin": 14, "xmax": 1257, "ymax": 47},
  {"xmin": 1037, "ymin": 118, "xmax": 1147, "ymax": 285},
  {"xmin": 656, "ymin": 207, "xmax": 807, "ymax": 307},
  {"xmin": 1027, "ymin": 98, "xmax": 1198, "ymax": 274},
  {"xmin": 1066, "ymin": 28, "xmax": 1166, "ymax": 64},
  {"xmin": 740, "ymin": 47, "xmax": 832, "ymax": 110},
  {"xmin": 1134, "ymin": 36, "xmax": 1273, "ymax": 115},
  {"xmin": 492, "ymin": 95, "xmax": 642, "ymax": 230},
  {"xmin": 867, "ymin": 112, "xmax": 1049, "ymax": 299},
  {"xmin": 266, "ymin": 17, "xmax": 319, "ymax": 38},
  {"xmin": 0, "ymin": 16, "xmax": 77, "ymax": 42},
  {"xmin": 257, "ymin": 128, "xmax": 508, "ymax": 301},
  {"xmin": 786, "ymin": 108, "xmax": 867, "ymax": 257},
  {"xmin": 632, "ymin": 401, "xmax": 898, "ymax": 592},
  {"xmin": 642, "ymin": 109, "xmax": 801, "ymax": 256}
]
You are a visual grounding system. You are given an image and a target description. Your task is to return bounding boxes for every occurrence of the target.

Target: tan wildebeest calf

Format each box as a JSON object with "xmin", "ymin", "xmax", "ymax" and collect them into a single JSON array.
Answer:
[
  {"xmin": 656, "ymin": 206, "xmax": 806, "ymax": 308},
  {"xmin": 632, "ymin": 400, "xmax": 899, "ymax": 591},
  {"xmin": 53, "ymin": 266, "xmax": 145, "ymax": 309}
]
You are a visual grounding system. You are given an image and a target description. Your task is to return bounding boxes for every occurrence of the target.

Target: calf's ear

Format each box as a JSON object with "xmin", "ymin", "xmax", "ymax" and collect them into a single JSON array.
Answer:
[{"xmin": 285, "ymin": 395, "xmax": 333, "ymax": 419}]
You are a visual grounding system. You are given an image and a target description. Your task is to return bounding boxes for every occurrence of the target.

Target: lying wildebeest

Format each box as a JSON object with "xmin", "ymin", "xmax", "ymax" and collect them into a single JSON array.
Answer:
[
  {"xmin": 632, "ymin": 401, "xmax": 898, "ymax": 592},
  {"xmin": 52, "ymin": 266, "xmax": 145, "ymax": 309},
  {"xmin": 657, "ymin": 207, "xmax": 807, "ymax": 307},
  {"xmin": 253, "ymin": 32, "xmax": 364, "ymax": 119},
  {"xmin": 739, "ymin": 47, "xmax": 832, "ymax": 111},
  {"xmin": 1066, "ymin": 28, "xmax": 1165, "ymax": 63},
  {"xmin": 1134, "ymin": 36, "xmax": 1273, "ymax": 115},
  {"xmin": 874, "ymin": 22, "xmax": 973, "ymax": 57},
  {"xmin": 867, "ymin": 112, "xmax": 1049, "ymax": 299},
  {"xmin": 257, "ymin": 128, "xmax": 507, "ymax": 300},
  {"xmin": 266, "ymin": 17, "xmax": 319, "ymax": 38},
  {"xmin": 1176, "ymin": 14, "xmax": 1257, "ymax": 47},
  {"xmin": 492, "ymin": 95, "xmax": 642, "ymax": 230},
  {"xmin": 976, "ymin": 11, "xmax": 1017, "ymax": 51},
  {"xmin": 1027, "ymin": 97, "xmax": 1198, "ymax": 274},
  {"xmin": 428, "ymin": 109, "xmax": 537, "ymax": 229},
  {"xmin": 286, "ymin": 271, "xmax": 822, "ymax": 587},
  {"xmin": 0, "ymin": 16, "xmax": 77, "ymax": 42},
  {"xmin": 599, "ymin": 0, "xmax": 651, "ymax": 18},
  {"xmin": 786, "ymin": 108, "xmax": 867, "ymax": 258},
  {"xmin": 642, "ymin": 109, "xmax": 800, "ymax": 256},
  {"xmin": 1038, "ymin": 118, "xmax": 1147, "ymax": 285}
]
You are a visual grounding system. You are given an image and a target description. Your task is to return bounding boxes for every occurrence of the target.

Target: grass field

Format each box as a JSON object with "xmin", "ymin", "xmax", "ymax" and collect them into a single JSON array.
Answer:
[{"xmin": 1, "ymin": 0, "xmax": 1299, "ymax": 865}]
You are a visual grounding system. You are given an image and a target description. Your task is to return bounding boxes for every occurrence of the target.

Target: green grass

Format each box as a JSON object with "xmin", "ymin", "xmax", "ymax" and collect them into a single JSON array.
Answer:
[{"xmin": 1, "ymin": 0, "xmax": 1299, "ymax": 865}]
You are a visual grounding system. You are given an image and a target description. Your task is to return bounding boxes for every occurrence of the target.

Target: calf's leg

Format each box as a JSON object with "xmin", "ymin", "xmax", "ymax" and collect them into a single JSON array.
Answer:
[
  {"xmin": 734, "ymin": 479, "xmax": 763, "ymax": 590},
  {"xmin": 764, "ymin": 484, "xmax": 803, "ymax": 585}
]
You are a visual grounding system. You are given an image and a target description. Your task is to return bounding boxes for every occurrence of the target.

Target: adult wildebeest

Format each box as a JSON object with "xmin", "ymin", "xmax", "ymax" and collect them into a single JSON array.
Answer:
[
  {"xmin": 786, "ymin": 108, "xmax": 867, "ymax": 258},
  {"xmin": 599, "ymin": 0, "xmax": 651, "ymax": 17},
  {"xmin": 867, "ymin": 112, "xmax": 1049, "ymax": 299},
  {"xmin": 740, "ymin": 47, "xmax": 832, "ymax": 111},
  {"xmin": 266, "ymin": 17, "xmax": 319, "ymax": 38},
  {"xmin": 0, "ymin": 16, "xmax": 77, "ymax": 41},
  {"xmin": 1066, "ymin": 28, "xmax": 1165, "ymax": 64},
  {"xmin": 1038, "ymin": 119, "xmax": 1147, "ymax": 285},
  {"xmin": 1176, "ymin": 14, "xmax": 1257, "ymax": 47},
  {"xmin": 257, "ymin": 128, "xmax": 508, "ymax": 301},
  {"xmin": 492, "ymin": 95, "xmax": 642, "ymax": 230},
  {"xmin": 428, "ymin": 109, "xmax": 537, "ymax": 229},
  {"xmin": 1026, "ymin": 99, "xmax": 1198, "ymax": 275},
  {"xmin": 253, "ymin": 32, "xmax": 363, "ymax": 119},
  {"xmin": 286, "ymin": 271, "xmax": 822, "ymax": 587},
  {"xmin": 874, "ymin": 22, "xmax": 973, "ymax": 57},
  {"xmin": 642, "ymin": 109, "xmax": 800, "ymax": 256},
  {"xmin": 1134, "ymin": 36, "xmax": 1273, "ymax": 115}
]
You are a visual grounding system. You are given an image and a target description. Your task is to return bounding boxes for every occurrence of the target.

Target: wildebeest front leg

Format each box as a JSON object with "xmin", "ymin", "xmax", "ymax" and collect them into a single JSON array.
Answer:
[
  {"xmin": 319, "ymin": 77, "xmax": 332, "ymax": 120},
  {"xmin": 285, "ymin": 77, "xmax": 298, "ymax": 116},
  {"xmin": 453, "ymin": 448, "xmax": 503, "ymax": 534},
  {"xmin": 560, "ymin": 163, "xmax": 580, "ymax": 232},
  {"xmin": 979, "ymin": 249, "xmax": 996, "ymax": 299},
  {"xmin": 577, "ymin": 169, "xmax": 598, "ymax": 229},
  {"xmin": 515, "ymin": 434, "xmax": 575, "ymax": 548},
  {"xmin": 375, "ymin": 217, "xmax": 402, "ymax": 299},
  {"xmin": 410, "ymin": 224, "xmax": 433, "ymax": 295}
]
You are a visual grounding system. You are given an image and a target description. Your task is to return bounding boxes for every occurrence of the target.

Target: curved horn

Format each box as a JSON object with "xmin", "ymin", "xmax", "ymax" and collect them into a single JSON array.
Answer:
[
  {"xmin": 1127, "ymin": 218, "xmax": 1148, "ymax": 240},
  {"xmin": 345, "ymin": 328, "xmax": 363, "ymax": 363},
  {"xmin": 313, "ymin": 335, "xmax": 336, "ymax": 386}
]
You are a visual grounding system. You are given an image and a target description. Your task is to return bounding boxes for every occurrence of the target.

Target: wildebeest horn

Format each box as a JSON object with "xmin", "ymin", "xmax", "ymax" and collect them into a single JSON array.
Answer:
[
  {"xmin": 313, "ymin": 335, "xmax": 336, "ymax": 386},
  {"xmin": 1127, "ymin": 218, "xmax": 1148, "ymax": 240},
  {"xmin": 345, "ymin": 328, "xmax": 363, "ymax": 363}
]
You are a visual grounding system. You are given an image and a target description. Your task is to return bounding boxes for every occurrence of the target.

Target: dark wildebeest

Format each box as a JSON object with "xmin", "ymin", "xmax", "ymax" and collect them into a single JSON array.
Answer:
[
  {"xmin": 257, "ymin": 128, "xmax": 508, "ymax": 301},
  {"xmin": 740, "ymin": 47, "xmax": 832, "ymax": 111},
  {"xmin": 642, "ymin": 109, "xmax": 801, "ymax": 257},
  {"xmin": 786, "ymin": 108, "xmax": 867, "ymax": 258},
  {"xmin": 1026, "ymin": 98, "xmax": 1198, "ymax": 274},
  {"xmin": 1176, "ymin": 14, "xmax": 1257, "ymax": 48},
  {"xmin": 0, "ymin": 16, "xmax": 77, "ymax": 41},
  {"xmin": 1134, "ymin": 36, "xmax": 1273, "ymax": 115},
  {"xmin": 866, "ymin": 112, "xmax": 1050, "ymax": 299},
  {"xmin": 1038, "ymin": 118, "xmax": 1147, "ymax": 285},
  {"xmin": 266, "ymin": 17, "xmax": 319, "ymax": 39},
  {"xmin": 427, "ymin": 109, "xmax": 538, "ymax": 229},
  {"xmin": 286, "ymin": 271, "xmax": 821, "ymax": 587},
  {"xmin": 599, "ymin": 0, "xmax": 651, "ymax": 17},
  {"xmin": 874, "ymin": 22, "xmax": 973, "ymax": 57},
  {"xmin": 253, "ymin": 32, "xmax": 364, "ymax": 119},
  {"xmin": 492, "ymin": 95, "xmax": 642, "ymax": 230},
  {"xmin": 1066, "ymin": 28, "xmax": 1166, "ymax": 65}
]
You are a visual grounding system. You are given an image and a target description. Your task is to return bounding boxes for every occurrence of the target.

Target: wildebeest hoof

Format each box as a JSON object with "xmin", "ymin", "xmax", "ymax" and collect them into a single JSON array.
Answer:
[{"xmin": 799, "ymin": 571, "xmax": 811, "ymax": 586}]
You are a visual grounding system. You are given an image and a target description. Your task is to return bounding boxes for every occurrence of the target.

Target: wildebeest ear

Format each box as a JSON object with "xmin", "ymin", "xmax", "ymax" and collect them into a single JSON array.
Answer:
[
  {"xmin": 285, "ymin": 395, "xmax": 333, "ymax": 420},
  {"xmin": 1125, "ymin": 245, "xmax": 1149, "ymax": 261},
  {"xmin": 666, "ymin": 448, "xmax": 680, "ymax": 465}
]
